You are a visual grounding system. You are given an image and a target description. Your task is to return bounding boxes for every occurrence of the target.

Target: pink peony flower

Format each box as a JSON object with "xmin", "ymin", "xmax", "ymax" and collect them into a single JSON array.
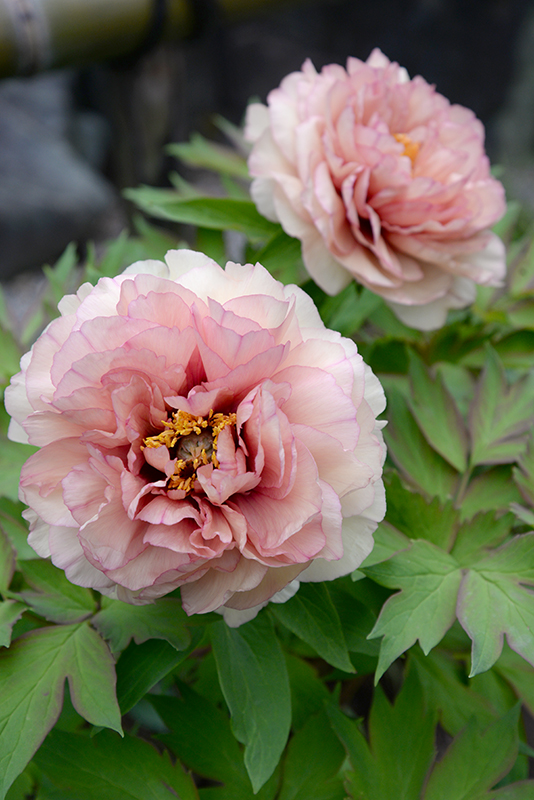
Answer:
[
  {"xmin": 245, "ymin": 49, "xmax": 506, "ymax": 330},
  {"xmin": 6, "ymin": 250, "xmax": 386, "ymax": 625}
]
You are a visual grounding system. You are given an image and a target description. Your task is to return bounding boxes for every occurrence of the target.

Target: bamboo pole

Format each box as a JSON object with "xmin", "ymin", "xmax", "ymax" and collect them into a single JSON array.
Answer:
[{"xmin": 0, "ymin": 0, "xmax": 298, "ymax": 78}]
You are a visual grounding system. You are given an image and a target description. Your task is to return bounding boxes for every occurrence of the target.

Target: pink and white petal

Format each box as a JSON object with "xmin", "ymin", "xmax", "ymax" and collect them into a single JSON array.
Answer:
[
  {"xmin": 24, "ymin": 509, "xmax": 52, "ymax": 557},
  {"xmin": 301, "ymin": 232, "xmax": 353, "ymax": 295},
  {"xmin": 222, "ymin": 564, "xmax": 306, "ymax": 613},
  {"xmin": 19, "ymin": 439, "xmax": 88, "ymax": 527},
  {"xmin": 180, "ymin": 556, "xmax": 268, "ymax": 615},
  {"xmin": 244, "ymin": 102, "xmax": 270, "ymax": 142},
  {"xmin": 299, "ymin": 512, "xmax": 378, "ymax": 583},
  {"xmin": 47, "ymin": 524, "xmax": 116, "ymax": 589}
]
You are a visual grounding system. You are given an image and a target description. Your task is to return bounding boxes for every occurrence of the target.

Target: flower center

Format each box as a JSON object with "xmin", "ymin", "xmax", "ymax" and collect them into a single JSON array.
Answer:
[
  {"xmin": 142, "ymin": 409, "xmax": 237, "ymax": 493},
  {"xmin": 393, "ymin": 133, "xmax": 420, "ymax": 165}
]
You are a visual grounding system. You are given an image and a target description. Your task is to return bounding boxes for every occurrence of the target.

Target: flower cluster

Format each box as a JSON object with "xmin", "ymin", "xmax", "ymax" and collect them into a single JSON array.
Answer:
[
  {"xmin": 245, "ymin": 49, "xmax": 506, "ymax": 329},
  {"xmin": 6, "ymin": 250, "xmax": 385, "ymax": 624}
]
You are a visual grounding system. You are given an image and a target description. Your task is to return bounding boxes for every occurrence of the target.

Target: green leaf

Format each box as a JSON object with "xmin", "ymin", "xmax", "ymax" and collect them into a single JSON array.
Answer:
[
  {"xmin": 42, "ymin": 242, "xmax": 79, "ymax": 307},
  {"xmin": 423, "ymin": 706, "xmax": 520, "ymax": 800},
  {"xmin": 366, "ymin": 541, "xmax": 462, "ymax": 680},
  {"xmin": 513, "ymin": 429, "xmax": 534, "ymax": 506},
  {"xmin": 278, "ymin": 710, "xmax": 345, "ymax": 800},
  {"xmin": 411, "ymin": 649, "xmax": 497, "ymax": 735},
  {"xmin": 0, "ymin": 437, "xmax": 37, "ymax": 503},
  {"xmin": 271, "ymin": 583, "xmax": 354, "ymax": 672},
  {"xmin": 284, "ymin": 654, "xmax": 329, "ymax": 731},
  {"xmin": 167, "ymin": 133, "xmax": 249, "ymax": 178},
  {"xmin": 457, "ymin": 534, "xmax": 534, "ymax": 675},
  {"xmin": 469, "ymin": 348, "xmax": 533, "ymax": 466},
  {"xmin": 4, "ymin": 768, "xmax": 34, "ymax": 800},
  {"xmin": 153, "ymin": 682, "xmax": 278, "ymax": 800},
  {"xmin": 320, "ymin": 284, "xmax": 382, "ymax": 337},
  {"xmin": 0, "ymin": 329, "xmax": 22, "ymax": 389},
  {"xmin": 329, "ymin": 667, "xmax": 436, "ymax": 800},
  {"xmin": 0, "ymin": 623, "xmax": 121, "ymax": 798},
  {"xmin": 495, "ymin": 642, "xmax": 534, "ymax": 717},
  {"xmin": 384, "ymin": 388, "xmax": 457, "ymax": 502},
  {"xmin": 0, "ymin": 526, "xmax": 16, "ymax": 594},
  {"xmin": 34, "ymin": 728, "xmax": 199, "ymax": 800},
  {"xmin": 18, "ymin": 559, "xmax": 96, "ymax": 623},
  {"xmin": 327, "ymin": 579, "xmax": 380, "ymax": 657},
  {"xmin": 116, "ymin": 631, "xmax": 204, "ymax": 715},
  {"xmin": 370, "ymin": 668, "xmax": 437, "ymax": 800},
  {"xmin": 92, "ymin": 596, "xmax": 191, "ymax": 654},
  {"xmin": 210, "ymin": 614, "xmax": 291, "ymax": 793},
  {"xmin": 408, "ymin": 351, "xmax": 468, "ymax": 472},
  {"xmin": 460, "ymin": 466, "xmax": 523, "ymax": 521},
  {"xmin": 0, "ymin": 601, "xmax": 26, "ymax": 648},
  {"xmin": 124, "ymin": 194, "xmax": 280, "ymax": 240},
  {"xmin": 358, "ymin": 520, "xmax": 410, "ymax": 570},
  {"xmin": 0, "ymin": 499, "xmax": 36, "ymax": 561},
  {"xmin": 383, "ymin": 472, "xmax": 458, "ymax": 550},
  {"xmin": 490, "ymin": 781, "xmax": 534, "ymax": 799},
  {"xmin": 254, "ymin": 230, "xmax": 304, "ymax": 286},
  {"xmin": 451, "ymin": 512, "xmax": 514, "ymax": 565},
  {"xmin": 196, "ymin": 227, "xmax": 226, "ymax": 265},
  {"xmin": 327, "ymin": 703, "xmax": 378, "ymax": 800}
]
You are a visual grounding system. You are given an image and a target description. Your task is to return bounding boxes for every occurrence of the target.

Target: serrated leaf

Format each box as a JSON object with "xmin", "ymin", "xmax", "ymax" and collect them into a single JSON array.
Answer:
[
  {"xmin": 0, "ymin": 623, "xmax": 121, "ymax": 798},
  {"xmin": 328, "ymin": 667, "xmax": 436, "ymax": 800},
  {"xmin": 210, "ymin": 614, "xmax": 291, "ymax": 793},
  {"xmin": 457, "ymin": 534, "xmax": 534, "ymax": 676},
  {"xmin": 116, "ymin": 631, "xmax": 204, "ymax": 714},
  {"xmin": 469, "ymin": 348, "xmax": 533, "ymax": 466},
  {"xmin": 408, "ymin": 351, "xmax": 468, "ymax": 472},
  {"xmin": 366, "ymin": 541, "xmax": 462, "ymax": 680},
  {"xmin": 383, "ymin": 472, "xmax": 458, "ymax": 550},
  {"xmin": 411, "ymin": 648, "xmax": 497, "ymax": 735},
  {"xmin": 451, "ymin": 512, "xmax": 514, "ymax": 565},
  {"xmin": 278, "ymin": 710, "xmax": 345, "ymax": 800},
  {"xmin": 92, "ymin": 596, "xmax": 191, "ymax": 654},
  {"xmin": 124, "ymin": 194, "xmax": 280, "ymax": 240},
  {"xmin": 0, "ymin": 601, "xmax": 26, "ymax": 648},
  {"xmin": 152, "ymin": 682, "xmax": 277, "ymax": 800},
  {"xmin": 358, "ymin": 520, "xmax": 411, "ymax": 570},
  {"xmin": 384, "ymin": 388, "xmax": 457, "ymax": 502},
  {"xmin": 34, "ymin": 729, "xmax": 198, "ymax": 800},
  {"xmin": 18, "ymin": 559, "xmax": 96, "ymax": 623},
  {"xmin": 271, "ymin": 583, "xmax": 354, "ymax": 672},
  {"xmin": 423, "ymin": 706, "xmax": 520, "ymax": 800},
  {"xmin": 460, "ymin": 466, "xmax": 524, "ymax": 521}
]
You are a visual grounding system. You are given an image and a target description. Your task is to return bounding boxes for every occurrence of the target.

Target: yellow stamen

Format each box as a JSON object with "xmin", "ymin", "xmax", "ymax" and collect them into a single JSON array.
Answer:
[
  {"xmin": 142, "ymin": 409, "xmax": 237, "ymax": 493},
  {"xmin": 394, "ymin": 133, "xmax": 420, "ymax": 165}
]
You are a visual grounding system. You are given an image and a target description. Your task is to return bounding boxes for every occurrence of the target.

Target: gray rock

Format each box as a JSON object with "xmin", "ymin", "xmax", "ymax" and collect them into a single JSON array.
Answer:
[{"xmin": 0, "ymin": 71, "xmax": 120, "ymax": 278}]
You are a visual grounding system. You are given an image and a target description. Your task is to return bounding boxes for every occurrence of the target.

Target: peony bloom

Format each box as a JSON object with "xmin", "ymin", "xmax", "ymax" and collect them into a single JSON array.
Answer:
[
  {"xmin": 245, "ymin": 49, "xmax": 506, "ymax": 330},
  {"xmin": 6, "ymin": 250, "xmax": 385, "ymax": 624}
]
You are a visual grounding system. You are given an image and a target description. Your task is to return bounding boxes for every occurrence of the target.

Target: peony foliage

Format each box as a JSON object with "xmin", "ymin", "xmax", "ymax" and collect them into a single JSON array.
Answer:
[{"xmin": 1, "ymin": 51, "xmax": 534, "ymax": 799}]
